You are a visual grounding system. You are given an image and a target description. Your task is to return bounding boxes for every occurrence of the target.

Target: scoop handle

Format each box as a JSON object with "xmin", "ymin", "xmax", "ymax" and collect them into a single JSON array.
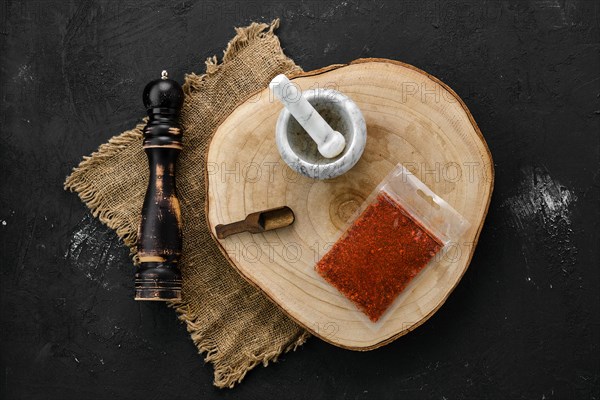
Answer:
[{"xmin": 215, "ymin": 220, "xmax": 254, "ymax": 239}]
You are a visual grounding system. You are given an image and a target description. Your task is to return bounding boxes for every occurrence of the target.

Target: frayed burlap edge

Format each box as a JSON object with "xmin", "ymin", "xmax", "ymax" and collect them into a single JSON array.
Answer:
[
  {"xmin": 64, "ymin": 124, "xmax": 144, "ymax": 253},
  {"xmin": 172, "ymin": 302, "xmax": 310, "ymax": 388},
  {"xmin": 183, "ymin": 19, "xmax": 284, "ymax": 94},
  {"xmin": 65, "ymin": 19, "xmax": 310, "ymax": 389}
]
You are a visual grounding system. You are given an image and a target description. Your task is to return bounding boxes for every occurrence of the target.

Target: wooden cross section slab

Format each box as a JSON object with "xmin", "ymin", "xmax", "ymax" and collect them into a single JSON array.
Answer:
[{"xmin": 205, "ymin": 59, "xmax": 494, "ymax": 350}]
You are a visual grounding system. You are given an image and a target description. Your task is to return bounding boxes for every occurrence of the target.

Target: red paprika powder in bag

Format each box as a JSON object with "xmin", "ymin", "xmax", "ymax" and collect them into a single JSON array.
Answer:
[{"xmin": 316, "ymin": 164, "xmax": 470, "ymax": 323}]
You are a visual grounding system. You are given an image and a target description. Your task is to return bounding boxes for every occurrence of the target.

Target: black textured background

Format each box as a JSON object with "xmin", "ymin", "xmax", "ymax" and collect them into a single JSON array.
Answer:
[{"xmin": 1, "ymin": 1, "xmax": 599, "ymax": 399}]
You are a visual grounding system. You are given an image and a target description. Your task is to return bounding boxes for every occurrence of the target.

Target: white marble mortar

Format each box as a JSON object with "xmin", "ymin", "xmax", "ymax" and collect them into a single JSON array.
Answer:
[{"xmin": 275, "ymin": 88, "xmax": 367, "ymax": 180}]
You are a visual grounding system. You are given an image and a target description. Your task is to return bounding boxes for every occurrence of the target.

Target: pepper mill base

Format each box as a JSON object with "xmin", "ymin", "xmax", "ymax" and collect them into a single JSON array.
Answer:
[
  {"xmin": 134, "ymin": 263, "xmax": 182, "ymax": 301},
  {"xmin": 134, "ymin": 286, "xmax": 182, "ymax": 301}
]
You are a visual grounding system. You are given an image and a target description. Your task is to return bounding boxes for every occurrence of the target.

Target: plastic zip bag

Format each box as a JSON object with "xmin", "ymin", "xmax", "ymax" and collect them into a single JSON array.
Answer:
[{"xmin": 316, "ymin": 163, "xmax": 470, "ymax": 327}]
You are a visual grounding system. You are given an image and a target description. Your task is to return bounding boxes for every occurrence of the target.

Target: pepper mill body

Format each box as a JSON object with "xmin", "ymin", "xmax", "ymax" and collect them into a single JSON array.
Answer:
[{"xmin": 135, "ymin": 71, "xmax": 184, "ymax": 301}]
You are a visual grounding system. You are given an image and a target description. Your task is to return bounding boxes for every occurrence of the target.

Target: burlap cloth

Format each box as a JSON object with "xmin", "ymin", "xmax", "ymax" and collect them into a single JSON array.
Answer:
[{"xmin": 64, "ymin": 19, "xmax": 310, "ymax": 388}]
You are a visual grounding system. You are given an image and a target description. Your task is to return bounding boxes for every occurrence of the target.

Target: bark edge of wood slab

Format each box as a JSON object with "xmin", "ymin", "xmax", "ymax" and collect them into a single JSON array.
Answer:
[
  {"xmin": 206, "ymin": 59, "xmax": 494, "ymax": 349},
  {"xmin": 135, "ymin": 72, "xmax": 184, "ymax": 302}
]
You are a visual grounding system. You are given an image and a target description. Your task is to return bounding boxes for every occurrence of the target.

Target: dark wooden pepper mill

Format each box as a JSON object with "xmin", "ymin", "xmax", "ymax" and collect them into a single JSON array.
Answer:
[{"xmin": 135, "ymin": 70, "xmax": 184, "ymax": 301}]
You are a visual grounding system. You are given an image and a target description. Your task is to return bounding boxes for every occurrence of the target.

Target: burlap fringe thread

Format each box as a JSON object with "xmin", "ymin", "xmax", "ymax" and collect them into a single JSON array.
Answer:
[
  {"xmin": 64, "ymin": 124, "xmax": 144, "ymax": 252},
  {"xmin": 183, "ymin": 19, "xmax": 281, "ymax": 94},
  {"xmin": 65, "ymin": 19, "xmax": 310, "ymax": 389}
]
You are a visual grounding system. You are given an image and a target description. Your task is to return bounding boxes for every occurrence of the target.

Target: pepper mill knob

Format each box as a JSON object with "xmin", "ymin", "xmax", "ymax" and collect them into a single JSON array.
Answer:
[
  {"xmin": 135, "ymin": 71, "xmax": 184, "ymax": 301},
  {"xmin": 142, "ymin": 71, "xmax": 184, "ymax": 113}
]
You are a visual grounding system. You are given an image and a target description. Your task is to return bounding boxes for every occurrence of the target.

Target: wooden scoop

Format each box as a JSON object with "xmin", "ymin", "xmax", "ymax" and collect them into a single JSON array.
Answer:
[{"xmin": 215, "ymin": 206, "xmax": 295, "ymax": 239}]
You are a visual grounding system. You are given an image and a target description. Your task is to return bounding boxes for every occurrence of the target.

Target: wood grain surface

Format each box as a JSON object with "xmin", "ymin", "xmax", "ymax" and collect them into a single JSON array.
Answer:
[{"xmin": 206, "ymin": 59, "xmax": 494, "ymax": 349}]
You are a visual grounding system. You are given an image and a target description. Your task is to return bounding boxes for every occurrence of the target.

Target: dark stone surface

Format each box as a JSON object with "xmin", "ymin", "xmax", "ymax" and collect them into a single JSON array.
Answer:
[{"xmin": 1, "ymin": 1, "xmax": 598, "ymax": 399}]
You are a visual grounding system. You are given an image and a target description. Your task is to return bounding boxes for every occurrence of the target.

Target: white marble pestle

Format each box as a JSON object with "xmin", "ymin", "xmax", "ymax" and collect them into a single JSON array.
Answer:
[{"xmin": 269, "ymin": 74, "xmax": 346, "ymax": 158}]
